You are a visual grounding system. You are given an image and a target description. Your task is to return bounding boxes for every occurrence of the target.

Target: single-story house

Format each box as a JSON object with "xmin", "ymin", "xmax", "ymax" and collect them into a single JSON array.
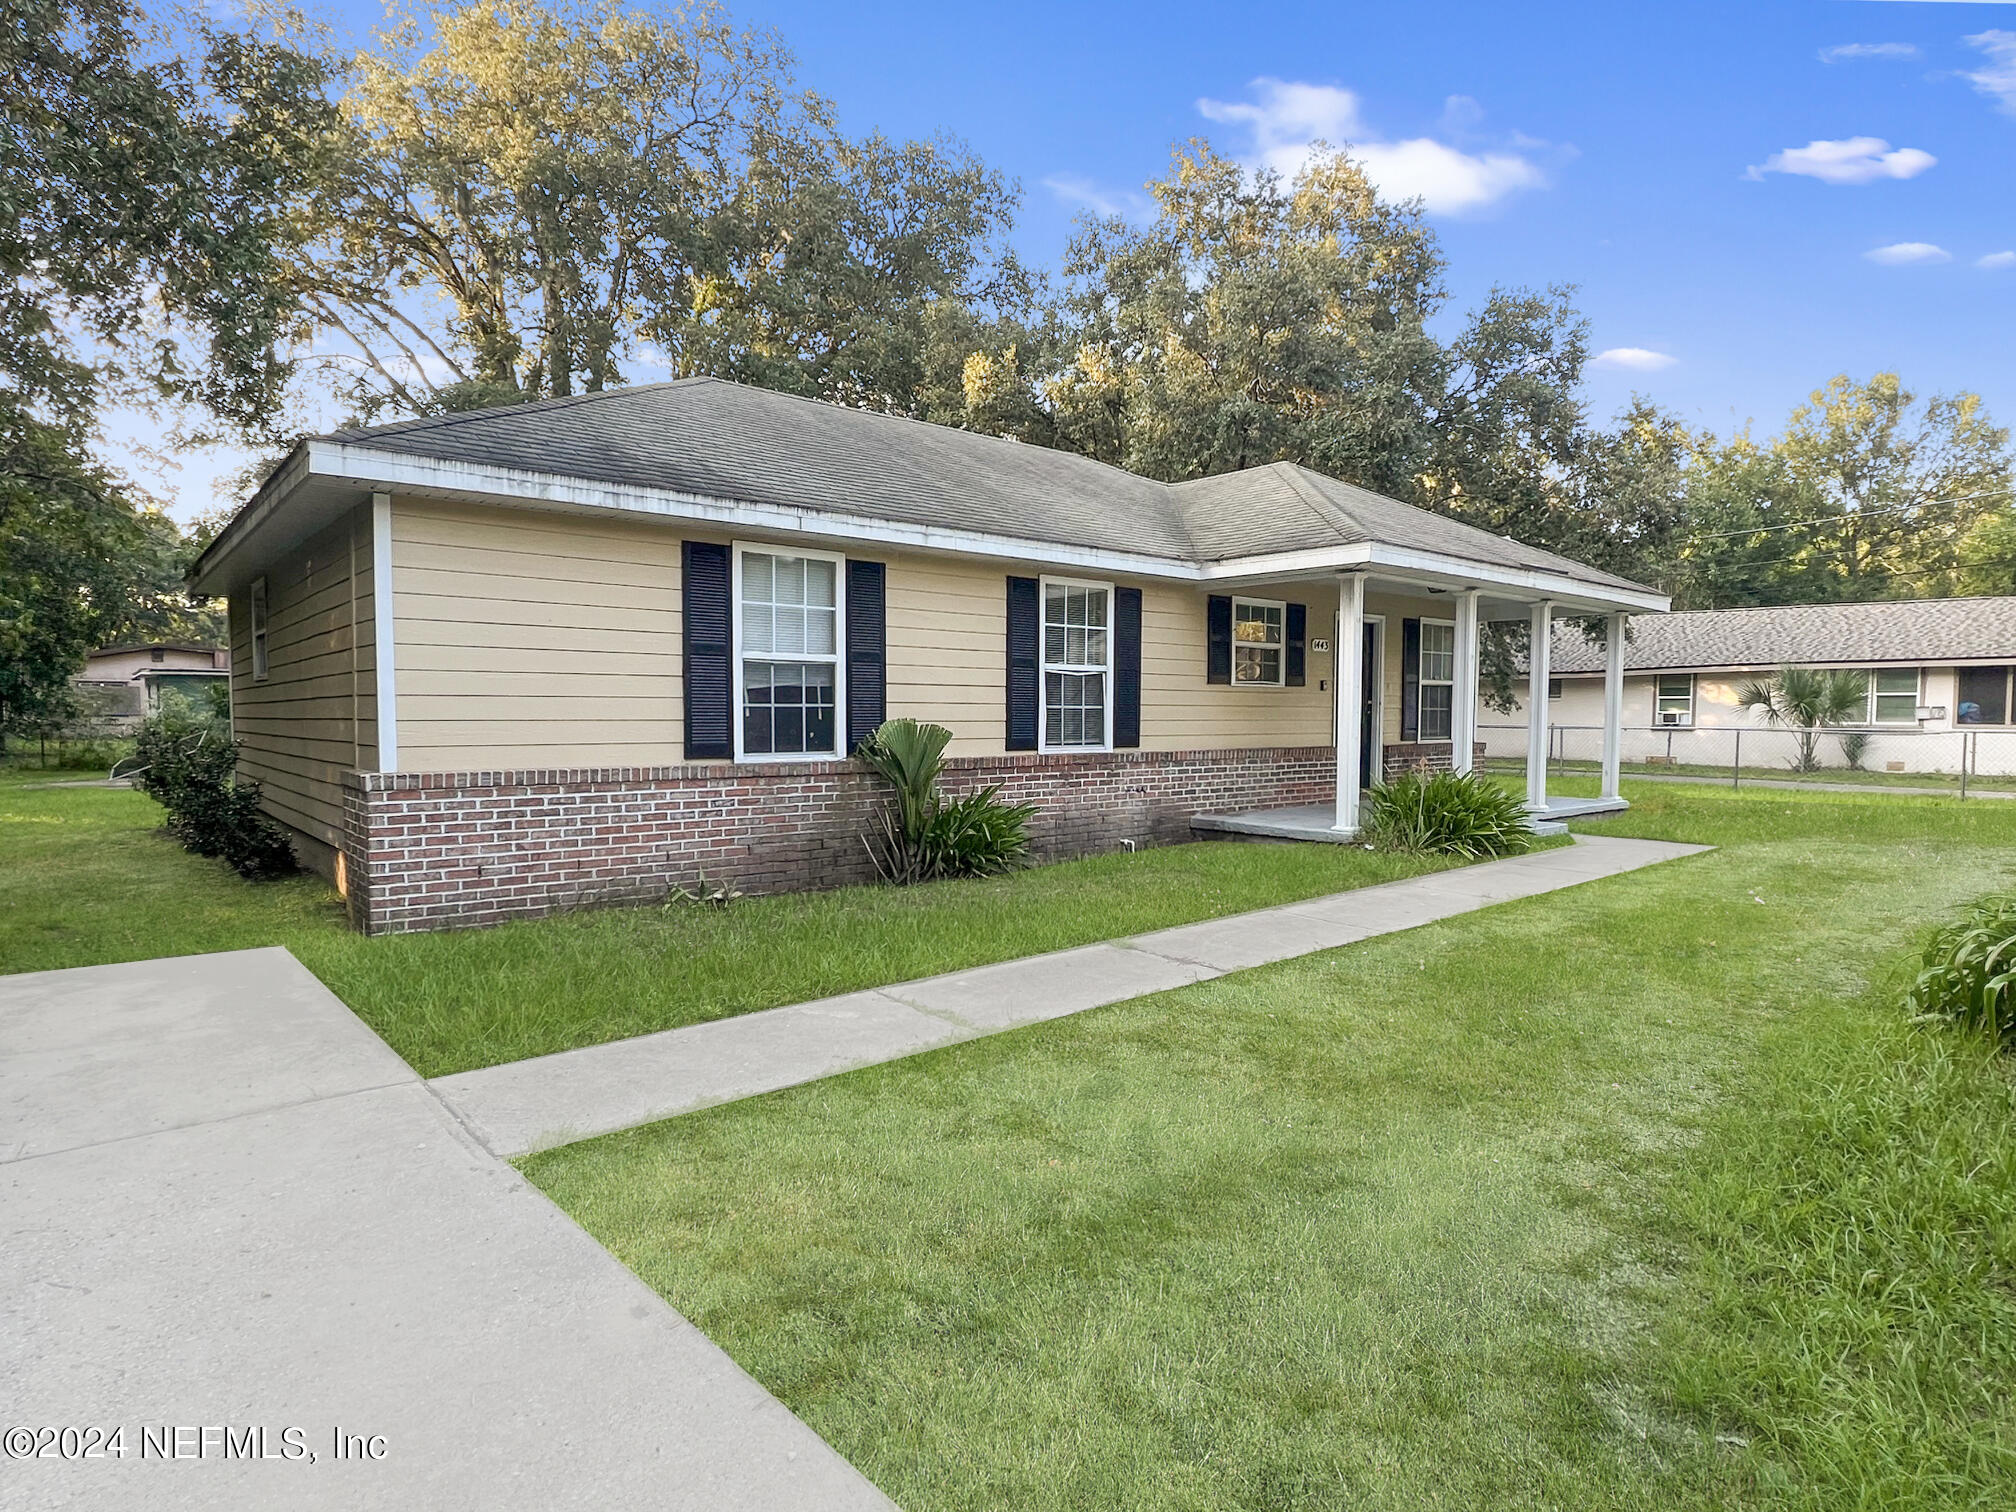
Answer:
[
  {"xmin": 70, "ymin": 643, "xmax": 231, "ymax": 731},
  {"xmin": 187, "ymin": 377, "xmax": 1668, "ymax": 934},
  {"xmin": 1488, "ymin": 597, "xmax": 2016, "ymax": 775}
]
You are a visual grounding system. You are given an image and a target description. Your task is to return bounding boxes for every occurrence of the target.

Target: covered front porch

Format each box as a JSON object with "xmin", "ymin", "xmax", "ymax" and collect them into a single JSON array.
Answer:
[{"xmin": 1185, "ymin": 554, "xmax": 1662, "ymax": 842}]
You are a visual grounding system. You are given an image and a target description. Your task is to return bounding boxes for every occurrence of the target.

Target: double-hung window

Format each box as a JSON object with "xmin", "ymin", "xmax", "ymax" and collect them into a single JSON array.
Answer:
[
  {"xmin": 249, "ymin": 576, "xmax": 270, "ymax": 683},
  {"xmin": 1418, "ymin": 620, "xmax": 1455, "ymax": 740},
  {"xmin": 1655, "ymin": 674, "xmax": 1694, "ymax": 726},
  {"xmin": 736, "ymin": 546, "xmax": 842, "ymax": 758},
  {"xmin": 1232, "ymin": 597, "xmax": 1286, "ymax": 685},
  {"xmin": 1041, "ymin": 578, "xmax": 1111, "ymax": 749},
  {"xmin": 1869, "ymin": 667, "xmax": 1920, "ymax": 726}
]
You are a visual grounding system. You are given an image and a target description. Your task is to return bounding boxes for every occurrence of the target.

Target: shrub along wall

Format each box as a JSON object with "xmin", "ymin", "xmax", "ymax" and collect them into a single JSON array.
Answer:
[{"xmin": 340, "ymin": 746, "xmax": 1335, "ymax": 934}]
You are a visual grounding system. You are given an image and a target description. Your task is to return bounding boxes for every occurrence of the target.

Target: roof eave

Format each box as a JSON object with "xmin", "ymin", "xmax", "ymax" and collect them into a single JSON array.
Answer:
[{"xmin": 192, "ymin": 441, "xmax": 1673, "ymax": 613}]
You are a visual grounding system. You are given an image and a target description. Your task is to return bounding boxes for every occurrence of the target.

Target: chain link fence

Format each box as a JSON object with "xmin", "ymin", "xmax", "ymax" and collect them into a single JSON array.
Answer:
[{"xmin": 1480, "ymin": 723, "xmax": 2016, "ymax": 798}]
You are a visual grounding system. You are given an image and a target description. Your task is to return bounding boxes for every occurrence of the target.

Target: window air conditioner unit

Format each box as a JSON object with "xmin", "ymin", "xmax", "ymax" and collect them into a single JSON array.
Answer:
[{"xmin": 1656, "ymin": 710, "xmax": 1686, "ymax": 726}]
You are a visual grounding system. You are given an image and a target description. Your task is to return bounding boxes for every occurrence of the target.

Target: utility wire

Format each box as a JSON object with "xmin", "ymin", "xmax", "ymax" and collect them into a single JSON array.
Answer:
[{"xmin": 1677, "ymin": 484, "xmax": 2016, "ymax": 544}]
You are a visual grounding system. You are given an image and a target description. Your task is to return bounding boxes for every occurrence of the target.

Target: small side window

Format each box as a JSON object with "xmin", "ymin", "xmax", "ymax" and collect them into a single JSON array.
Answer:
[
  {"xmin": 1870, "ymin": 667, "xmax": 1919, "ymax": 725},
  {"xmin": 250, "ymin": 577, "xmax": 270, "ymax": 683},
  {"xmin": 1655, "ymin": 674, "xmax": 1693, "ymax": 726}
]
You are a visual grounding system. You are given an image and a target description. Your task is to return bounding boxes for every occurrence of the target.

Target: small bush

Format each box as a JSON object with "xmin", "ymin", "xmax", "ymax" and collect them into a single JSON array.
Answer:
[
  {"xmin": 923, "ymin": 784, "xmax": 1035, "ymax": 878},
  {"xmin": 1905, "ymin": 894, "xmax": 2016, "ymax": 1046},
  {"xmin": 858, "ymin": 718, "xmax": 1037, "ymax": 883},
  {"xmin": 130, "ymin": 694, "xmax": 295, "ymax": 881},
  {"xmin": 1361, "ymin": 768, "xmax": 1536, "ymax": 858}
]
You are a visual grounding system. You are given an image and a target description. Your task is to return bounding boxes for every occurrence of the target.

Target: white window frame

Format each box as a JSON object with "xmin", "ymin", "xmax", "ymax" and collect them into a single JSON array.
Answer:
[
  {"xmin": 731, "ymin": 541, "xmax": 848, "ymax": 763},
  {"xmin": 1417, "ymin": 617, "xmax": 1456, "ymax": 741},
  {"xmin": 1230, "ymin": 595, "xmax": 1288, "ymax": 689},
  {"xmin": 1655, "ymin": 673, "xmax": 1694, "ymax": 727},
  {"xmin": 1038, "ymin": 574, "xmax": 1114, "ymax": 754},
  {"xmin": 249, "ymin": 576, "xmax": 270, "ymax": 683},
  {"xmin": 1867, "ymin": 666, "xmax": 1921, "ymax": 727}
]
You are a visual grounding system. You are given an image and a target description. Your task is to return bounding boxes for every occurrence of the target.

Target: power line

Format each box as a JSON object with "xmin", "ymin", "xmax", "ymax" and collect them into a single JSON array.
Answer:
[{"xmin": 1677, "ymin": 484, "xmax": 2016, "ymax": 545}]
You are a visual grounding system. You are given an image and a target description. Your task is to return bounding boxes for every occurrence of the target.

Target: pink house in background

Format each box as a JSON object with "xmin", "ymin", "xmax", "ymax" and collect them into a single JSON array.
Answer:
[{"xmin": 72, "ymin": 643, "xmax": 231, "ymax": 729}]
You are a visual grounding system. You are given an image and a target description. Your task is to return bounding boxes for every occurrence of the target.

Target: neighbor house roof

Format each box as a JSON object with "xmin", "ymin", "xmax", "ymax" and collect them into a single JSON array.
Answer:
[
  {"xmin": 1550, "ymin": 597, "xmax": 2016, "ymax": 674},
  {"xmin": 191, "ymin": 377, "xmax": 1664, "ymax": 608}
]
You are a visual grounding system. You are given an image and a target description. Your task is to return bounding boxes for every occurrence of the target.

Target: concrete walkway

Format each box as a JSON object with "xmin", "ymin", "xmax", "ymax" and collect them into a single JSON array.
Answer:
[
  {"xmin": 434, "ymin": 834, "xmax": 1708, "ymax": 1159},
  {"xmin": 0, "ymin": 949, "xmax": 894, "ymax": 1512}
]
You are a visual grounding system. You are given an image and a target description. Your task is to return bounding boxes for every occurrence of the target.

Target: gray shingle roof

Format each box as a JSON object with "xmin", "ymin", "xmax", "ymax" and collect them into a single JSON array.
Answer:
[
  {"xmin": 320, "ymin": 377, "xmax": 1653, "ymax": 594},
  {"xmin": 1551, "ymin": 597, "xmax": 2016, "ymax": 673}
]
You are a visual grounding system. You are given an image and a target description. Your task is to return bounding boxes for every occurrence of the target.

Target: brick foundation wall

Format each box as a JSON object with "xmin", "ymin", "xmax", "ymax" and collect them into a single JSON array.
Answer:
[
  {"xmin": 1381, "ymin": 741, "xmax": 1489, "ymax": 779},
  {"xmin": 342, "ymin": 746, "xmax": 1336, "ymax": 935}
]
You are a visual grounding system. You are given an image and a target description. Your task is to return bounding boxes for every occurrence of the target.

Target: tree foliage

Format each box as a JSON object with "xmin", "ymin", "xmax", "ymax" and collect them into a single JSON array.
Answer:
[
  {"xmin": 1, "ymin": 0, "xmax": 340, "ymax": 434},
  {"xmin": 294, "ymin": 0, "xmax": 1021, "ymax": 420},
  {"xmin": 0, "ymin": 402, "xmax": 216, "ymax": 739},
  {"xmin": 1663, "ymin": 375, "xmax": 2012, "ymax": 608}
]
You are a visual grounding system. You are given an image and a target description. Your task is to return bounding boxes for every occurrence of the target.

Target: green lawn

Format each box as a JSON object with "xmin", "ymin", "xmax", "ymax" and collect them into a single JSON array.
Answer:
[
  {"xmin": 1481, "ymin": 753, "xmax": 2016, "ymax": 792},
  {"xmin": 1, "ymin": 771, "xmax": 1471, "ymax": 1077},
  {"xmin": 525, "ymin": 786, "xmax": 2016, "ymax": 1511}
]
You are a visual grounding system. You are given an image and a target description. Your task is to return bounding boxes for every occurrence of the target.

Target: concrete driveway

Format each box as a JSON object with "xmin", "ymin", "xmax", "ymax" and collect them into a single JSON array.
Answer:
[{"xmin": 0, "ymin": 948, "xmax": 893, "ymax": 1512}]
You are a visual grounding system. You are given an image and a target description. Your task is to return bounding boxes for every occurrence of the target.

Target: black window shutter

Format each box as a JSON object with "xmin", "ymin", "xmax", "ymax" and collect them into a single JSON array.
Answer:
[
  {"xmin": 1206, "ymin": 594, "xmax": 1232, "ymax": 683},
  {"xmin": 845, "ymin": 559, "xmax": 886, "ymax": 752},
  {"xmin": 1400, "ymin": 617, "xmax": 1421, "ymax": 741},
  {"xmin": 1114, "ymin": 586, "xmax": 1142, "ymax": 748},
  {"xmin": 1285, "ymin": 603, "xmax": 1307, "ymax": 687},
  {"xmin": 682, "ymin": 541, "xmax": 733, "ymax": 759},
  {"xmin": 1006, "ymin": 576, "xmax": 1039, "ymax": 751}
]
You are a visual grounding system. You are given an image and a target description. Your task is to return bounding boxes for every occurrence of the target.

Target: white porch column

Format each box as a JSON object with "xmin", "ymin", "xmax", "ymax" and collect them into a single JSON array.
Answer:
[
  {"xmin": 1525, "ymin": 599, "xmax": 1553, "ymax": 811},
  {"xmin": 1334, "ymin": 571, "xmax": 1366, "ymax": 832},
  {"xmin": 1451, "ymin": 589, "xmax": 1480, "ymax": 774},
  {"xmin": 1601, "ymin": 610, "xmax": 1627, "ymax": 801}
]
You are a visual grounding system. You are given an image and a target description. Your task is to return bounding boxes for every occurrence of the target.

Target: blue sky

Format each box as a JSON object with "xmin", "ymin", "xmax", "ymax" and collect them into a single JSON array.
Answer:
[{"xmin": 127, "ymin": 0, "xmax": 2016, "ymax": 519}]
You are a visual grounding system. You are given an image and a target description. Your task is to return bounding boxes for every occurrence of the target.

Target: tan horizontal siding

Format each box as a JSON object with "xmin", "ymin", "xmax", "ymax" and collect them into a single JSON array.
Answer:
[
  {"xmin": 885, "ymin": 554, "xmax": 1004, "ymax": 755},
  {"xmin": 230, "ymin": 505, "xmax": 371, "ymax": 851},
  {"xmin": 391, "ymin": 498, "xmax": 689, "ymax": 770},
  {"xmin": 1138, "ymin": 580, "xmax": 1342, "ymax": 751}
]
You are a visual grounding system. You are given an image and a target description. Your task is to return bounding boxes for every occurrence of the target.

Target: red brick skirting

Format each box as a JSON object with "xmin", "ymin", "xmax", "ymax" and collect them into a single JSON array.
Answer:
[
  {"xmin": 340, "ymin": 747, "xmax": 1336, "ymax": 935},
  {"xmin": 1381, "ymin": 741, "xmax": 1489, "ymax": 779}
]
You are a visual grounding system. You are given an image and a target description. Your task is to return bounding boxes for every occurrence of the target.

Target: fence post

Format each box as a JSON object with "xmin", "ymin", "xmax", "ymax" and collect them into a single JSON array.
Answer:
[
  {"xmin": 1960, "ymin": 731, "xmax": 1972, "ymax": 802},
  {"xmin": 1666, "ymin": 729, "xmax": 1674, "ymax": 767},
  {"xmin": 1731, "ymin": 729, "xmax": 1741, "ymax": 791}
]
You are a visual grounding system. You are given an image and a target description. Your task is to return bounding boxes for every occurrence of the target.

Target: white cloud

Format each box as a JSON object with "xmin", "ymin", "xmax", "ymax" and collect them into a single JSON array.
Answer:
[
  {"xmin": 1979, "ymin": 251, "xmax": 2016, "ymax": 270},
  {"xmin": 1819, "ymin": 42, "xmax": 1920, "ymax": 63},
  {"xmin": 1591, "ymin": 347, "xmax": 1678, "ymax": 373},
  {"xmin": 1041, "ymin": 173, "xmax": 1150, "ymax": 221},
  {"xmin": 1865, "ymin": 242, "xmax": 1952, "ymax": 266},
  {"xmin": 1746, "ymin": 137, "xmax": 1936, "ymax": 184},
  {"xmin": 1195, "ymin": 78, "xmax": 1548, "ymax": 215},
  {"xmin": 1966, "ymin": 30, "xmax": 2016, "ymax": 115}
]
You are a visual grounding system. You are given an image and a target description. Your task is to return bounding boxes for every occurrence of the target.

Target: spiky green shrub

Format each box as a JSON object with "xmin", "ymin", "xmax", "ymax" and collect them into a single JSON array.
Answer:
[
  {"xmin": 923, "ymin": 785, "xmax": 1036, "ymax": 878},
  {"xmin": 1361, "ymin": 768, "xmax": 1536, "ymax": 859},
  {"xmin": 858, "ymin": 719, "xmax": 1036, "ymax": 883},
  {"xmin": 1906, "ymin": 894, "xmax": 2016, "ymax": 1047}
]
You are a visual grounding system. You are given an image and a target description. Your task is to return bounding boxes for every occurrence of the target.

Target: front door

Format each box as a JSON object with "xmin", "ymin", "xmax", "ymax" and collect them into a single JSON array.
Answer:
[{"xmin": 1361, "ymin": 623, "xmax": 1378, "ymax": 788}]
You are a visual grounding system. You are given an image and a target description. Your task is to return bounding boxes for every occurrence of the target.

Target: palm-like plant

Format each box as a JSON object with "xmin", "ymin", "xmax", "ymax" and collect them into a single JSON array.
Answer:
[
  {"xmin": 856, "ymin": 719, "xmax": 1035, "ymax": 884},
  {"xmin": 1736, "ymin": 666, "xmax": 1869, "ymax": 773}
]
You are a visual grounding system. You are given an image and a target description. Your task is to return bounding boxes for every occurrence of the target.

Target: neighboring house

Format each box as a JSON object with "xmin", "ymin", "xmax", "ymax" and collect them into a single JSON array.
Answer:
[
  {"xmin": 1488, "ymin": 597, "xmax": 2016, "ymax": 775},
  {"xmin": 186, "ymin": 377, "xmax": 1667, "ymax": 934},
  {"xmin": 70, "ymin": 644, "xmax": 231, "ymax": 731}
]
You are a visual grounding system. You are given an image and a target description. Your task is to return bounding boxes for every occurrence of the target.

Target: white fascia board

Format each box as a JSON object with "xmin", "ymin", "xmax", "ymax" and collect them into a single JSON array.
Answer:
[
  {"xmin": 185, "ymin": 444, "xmax": 310, "ymax": 595},
  {"xmin": 312, "ymin": 442, "xmax": 1201, "ymax": 583},
  {"xmin": 1195, "ymin": 542, "xmax": 1668, "ymax": 614}
]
